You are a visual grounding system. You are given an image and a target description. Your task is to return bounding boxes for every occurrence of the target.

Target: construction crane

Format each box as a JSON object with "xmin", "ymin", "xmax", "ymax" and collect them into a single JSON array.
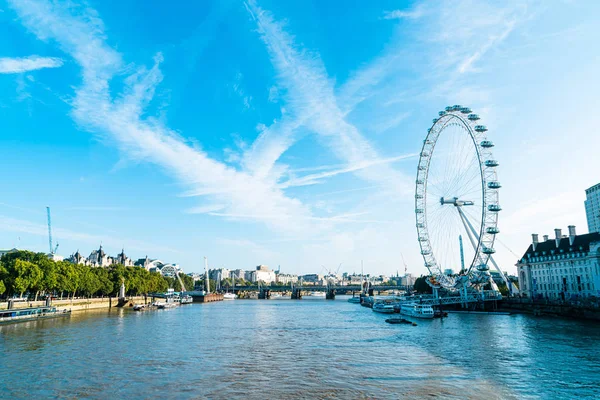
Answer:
[{"xmin": 46, "ymin": 207, "xmax": 59, "ymax": 255}]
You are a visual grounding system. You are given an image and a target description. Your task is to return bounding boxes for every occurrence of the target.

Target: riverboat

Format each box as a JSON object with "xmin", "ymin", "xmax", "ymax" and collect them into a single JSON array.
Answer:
[
  {"xmin": 400, "ymin": 303, "xmax": 435, "ymax": 319},
  {"xmin": 308, "ymin": 291, "xmax": 326, "ymax": 298},
  {"xmin": 0, "ymin": 306, "xmax": 71, "ymax": 324},
  {"xmin": 372, "ymin": 302, "xmax": 395, "ymax": 314},
  {"xmin": 179, "ymin": 295, "xmax": 193, "ymax": 304},
  {"xmin": 347, "ymin": 296, "xmax": 361, "ymax": 304}
]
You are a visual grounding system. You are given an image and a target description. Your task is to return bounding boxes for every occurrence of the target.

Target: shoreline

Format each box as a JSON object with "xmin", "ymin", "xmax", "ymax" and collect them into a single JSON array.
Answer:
[{"xmin": 0, "ymin": 296, "xmax": 148, "ymax": 313}]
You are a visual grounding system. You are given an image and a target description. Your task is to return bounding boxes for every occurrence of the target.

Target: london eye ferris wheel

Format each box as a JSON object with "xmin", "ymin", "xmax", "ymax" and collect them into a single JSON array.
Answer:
[{"xmin": 415, "ymin": 105, "xmax": 501, "ymax": 289}]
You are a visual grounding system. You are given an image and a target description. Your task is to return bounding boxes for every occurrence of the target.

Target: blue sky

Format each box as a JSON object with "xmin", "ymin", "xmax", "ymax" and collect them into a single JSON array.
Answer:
[{"xmin": 1, "ymin": 0, "xmax": 599, "ymax": 276}]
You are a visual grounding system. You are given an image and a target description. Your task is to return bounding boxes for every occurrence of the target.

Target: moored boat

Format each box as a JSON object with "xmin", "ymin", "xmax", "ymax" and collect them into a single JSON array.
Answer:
[
  {"xmin": 347, "ymin": 296, "xmax": 361, "ymax": 304},
  {"xmin": 223, "ymin": 292, "xmax": 237, "ymax": 300},
  {"xmin": 372, "ymin": 302, "xmax": 395, "ymax": 314},
  {"xmin": 180, "ymin": 295, "xmax": 193, "ymax": 304},
  {"xmin": 0, "ymin": 306, "xmax": 71, "ymax": 324},
  {"xmin": 400, "ymin": 303, "xmax": 434, "ymax": 319},
  {"xmin": 385, "ymin": 318, "xmax": 417, "ymax": 326}
]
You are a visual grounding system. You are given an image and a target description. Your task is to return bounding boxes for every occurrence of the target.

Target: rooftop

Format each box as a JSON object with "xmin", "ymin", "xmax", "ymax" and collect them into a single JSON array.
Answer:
[{"xmin": 520, "ymin": 232, "xmax": 600, "ymax": 261}]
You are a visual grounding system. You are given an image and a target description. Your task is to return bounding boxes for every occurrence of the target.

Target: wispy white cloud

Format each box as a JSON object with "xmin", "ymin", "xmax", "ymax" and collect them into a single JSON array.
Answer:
[
  {"xmin": 231, "ymin": 72, "xmax": 252, "ymax": 109},
  {"xmin": 0, "ymin": 55, "xmax": 63, "ymax": 74},
  {"xmin": 244, "ymin": 0, "xmax": 413, "ymax": 196},
  {"xmin": 382, "ymin": 7, "xmax": 425, "ymax": 20},
  {"xmin": 279, "ymin": 153, "xmax": 417, "ymax": 188},
  {"xmin": 457, "ymin": 19, "xmax": 517, "ymax": 74},
  {"xmin": 8, "ymin": 0, "xmax": 315, "ymax": 234}
]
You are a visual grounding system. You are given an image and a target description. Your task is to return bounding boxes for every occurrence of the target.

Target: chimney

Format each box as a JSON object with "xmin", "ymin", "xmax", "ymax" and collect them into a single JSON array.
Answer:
[
  {"xmin": 568, "ymin": 225, "xmax": 576, "ymax": 246},
  {"xmin": 554, "ymin": 228, "xmax": 562, "ymax": 248},
  {"xmin": 543, "ymin": 235, "xmax": 549, "ymax": 242},
  {"xmin": 531, "ymin": 234, "xmax": 539, "ymax": 251}
]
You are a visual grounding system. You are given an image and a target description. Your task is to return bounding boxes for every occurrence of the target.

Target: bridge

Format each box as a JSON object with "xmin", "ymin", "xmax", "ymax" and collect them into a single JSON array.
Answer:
[{"xmin": 227, "ymin": 285, "xmax": 408, "ymax": 293}]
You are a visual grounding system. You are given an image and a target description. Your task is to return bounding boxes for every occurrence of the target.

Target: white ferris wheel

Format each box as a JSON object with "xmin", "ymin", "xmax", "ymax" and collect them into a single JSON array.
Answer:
[{"xmin": 415, "ymin": 105, "xmax": 502, "ymax": 290}]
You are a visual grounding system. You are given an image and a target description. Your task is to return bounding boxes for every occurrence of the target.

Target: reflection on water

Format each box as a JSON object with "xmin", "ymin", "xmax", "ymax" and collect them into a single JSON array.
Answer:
[{"xmin": 1, "ymin": 297, "xmax": 599, "ymax": 399}]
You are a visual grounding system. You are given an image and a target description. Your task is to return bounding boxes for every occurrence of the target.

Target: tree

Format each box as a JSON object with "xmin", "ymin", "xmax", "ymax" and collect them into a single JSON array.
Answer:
[
  {"xmin": 179, "ymin": 273, "xmax": 194, "ymax": 291},
  {"xmin": 13, "ymin": 259, "xmax": 43, "ymax": 298},
  {"xmin": 56, "ymin": 261, "xmax": 78, "ymax": 299},
  {"xmin": 413, "ymin": 276, "xmax": 433, "ymax": 294},
  {"xmin": 0, "ymin": 280, "xmax": 5, "ymax": 295}
]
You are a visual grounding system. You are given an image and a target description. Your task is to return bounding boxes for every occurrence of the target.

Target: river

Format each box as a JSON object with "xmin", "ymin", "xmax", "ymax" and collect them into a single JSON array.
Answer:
[{"xmin": 1, "ymin": 297, "xmax": 599, "ymax": 399}]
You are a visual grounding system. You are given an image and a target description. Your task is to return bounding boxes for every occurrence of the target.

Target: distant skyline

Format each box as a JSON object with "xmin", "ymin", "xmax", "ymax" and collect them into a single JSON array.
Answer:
[{"xmin": 1, "ymin": 0, "xmax": 599, "ymax": 275}]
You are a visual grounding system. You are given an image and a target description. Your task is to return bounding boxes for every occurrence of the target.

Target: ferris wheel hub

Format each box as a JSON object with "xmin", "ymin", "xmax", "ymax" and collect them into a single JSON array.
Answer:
[{"xmin": 440, "ymin": 197, "xmax": 474, "ymax": 207}]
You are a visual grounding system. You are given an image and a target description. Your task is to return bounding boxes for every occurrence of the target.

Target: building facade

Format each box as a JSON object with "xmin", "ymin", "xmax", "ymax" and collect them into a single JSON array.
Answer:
[
  {"xmin": 276, "ymin": 273, "xmax": 298, "ymax": 285},
  {"xmin": 585, "ymin": 183, "xmax": 600, "ymax": 233},
  {"xmin": 254, "ymin": 265, "xmax": 276, "ymax": 284},
  {"xmin": 516, "ymin": 226, "xmax": 600, "ymax": 299}
]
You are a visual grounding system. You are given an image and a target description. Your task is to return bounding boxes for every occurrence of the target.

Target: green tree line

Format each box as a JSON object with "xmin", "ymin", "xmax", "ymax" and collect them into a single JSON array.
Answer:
[{"xmin": 0, "ymin": 250, "xmax": 191, "ymax": 300}]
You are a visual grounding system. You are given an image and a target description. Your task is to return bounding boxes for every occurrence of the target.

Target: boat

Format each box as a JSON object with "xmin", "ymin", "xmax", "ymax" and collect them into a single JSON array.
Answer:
[
  {"xmin": 372, "ymin": 302, "xmax": 395, "ymax": 314},
  {"xmin": 179, "ymin": 294, "xmax": 193, "ymax": 304},
  {"xmin": 0, "ymin": 306, "xmax": 71, "ymax": 324},
  {"xmin": 270, "ymin": 292, "xmax": 282, "ymax": 299},
  {"xmin": 400, "ymin": 303, "xmax": 434, "ymax": 319},
  {"xmin": 156, "ymin": 302, "xmax": 177, "ymax": 309},
  {"xmin": 385, "ymin": 318, "xmax": 417, "ymax": 326},
  {"xmin": 223, "ymin": 292, "xmax": 237, "ymax": 300},
  {"xmin": 308, "ymin": 291, "xmax": 326, "ymax": 298},
  {"xmin": 133, "ymin": 304, "xmax": 146, "ymax": 311},
  {"xmin": 347, "ymin": 296, "xmax": 361, "ymax": 304},
  {"xmin": 223, "ymin": 278, "xmax": 237, "ymax": 300}
]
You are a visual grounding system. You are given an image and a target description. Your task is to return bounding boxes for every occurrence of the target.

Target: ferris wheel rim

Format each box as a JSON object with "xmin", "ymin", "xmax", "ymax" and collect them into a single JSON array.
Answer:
[{"xmin": 414, "ymin": 106, "xmax": 499, "ymax": 288}]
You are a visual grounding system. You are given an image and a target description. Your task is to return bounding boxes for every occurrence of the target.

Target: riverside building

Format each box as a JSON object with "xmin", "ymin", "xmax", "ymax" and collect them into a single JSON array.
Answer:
[
  {"xmin": 516, "ymin": 226, "xmax": 600, "ymax": 299},
  {"xmin": 585, "ymin": 183, "xmax": 600, "ymax": 233}
]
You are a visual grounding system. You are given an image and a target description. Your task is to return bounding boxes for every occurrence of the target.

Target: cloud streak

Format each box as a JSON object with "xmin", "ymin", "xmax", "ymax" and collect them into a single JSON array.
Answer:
[
  {"xmin": 244, "ymin": 0, "xmax": 413, "ymax": 196},
  {"xmin": 0, "ymin": 55, "xmax": 63, "ymax": 73},
  {"xmin": 8, "ymin": 0, "xmax": 316, "ymax": 234},
  {"xmin": 279, "ymin": 153, "xmax": 417, "ymax": 189}
]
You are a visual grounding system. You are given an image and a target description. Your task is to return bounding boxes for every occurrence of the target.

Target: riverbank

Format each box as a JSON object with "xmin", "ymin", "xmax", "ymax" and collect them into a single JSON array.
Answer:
[
  {"xmin": 499, "ymin": 298, "xmax": 600, "ymax": 321},
  {"xmin": 0, "ymin": 296, "xmax": 147, "ymax": 313}
]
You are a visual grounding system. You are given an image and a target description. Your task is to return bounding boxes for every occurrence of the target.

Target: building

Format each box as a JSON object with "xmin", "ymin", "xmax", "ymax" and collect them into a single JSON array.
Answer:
[
  {"xmin": 254, "ymin": 265, "xmax": 276, "ymax": 284},
  {"xmin": 0, "ymin": 248, "xmax": 19, "ymax": 259},
  {"xmin": 210, "ymin": 268, "xmax": 231, "ymax": 281},
  {"xmin": 230, "ymin": 269, "xmax": 245, "ymax": 280},
  {"xmin": 585, "ymin": 183, "xmax": 600, "ymax": 233},
  {"xmin": 516, "ymin": 226, "xmax": 600, "ymax": 299},
  {"xmin": 400, "ymin": 274, "xmax": 414, "ymax": 287},
  {"xmin": 300, "ymin": 274, "xmax": 324, "ymax": 285},
  {"xmin": 115, "ymin": 249, "xmax": 134, "ymax": 267},
  {"xmin": 67, "ymin": 250, "xmax": 89, "ymax": 265},
  {"xmin": 88, "ymin": 246, "xmax": 112, "ymax": 267},
  {"xmin": 276, "ymin": 273, "xmax": 298, "ymax": 285}
]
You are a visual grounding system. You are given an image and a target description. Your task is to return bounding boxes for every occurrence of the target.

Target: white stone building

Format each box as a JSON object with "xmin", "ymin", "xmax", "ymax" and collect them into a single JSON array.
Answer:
[
  {"xmin": 276, "ymin": 273, "xmax": 298, "ymax": 285},
  {"xmin": 254, "ymin": 265, "xmax": 276, "ymax": 284},
  {"xmin": 585, "ymin": 183, "xmax": 600, "ymax": 233},
  {"xmin": 88, "ymin": 246, "xmax": 112, "ymax": 267},
  {"xmin": 516, "ymin": 226, "xmax": 600, "ymax": 299}
]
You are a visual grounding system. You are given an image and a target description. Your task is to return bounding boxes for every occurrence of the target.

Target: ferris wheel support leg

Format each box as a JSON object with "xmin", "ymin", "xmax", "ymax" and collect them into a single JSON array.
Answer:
[
  {"xmin": 456, "ymin": 207, "xmax": 479, "ymax": 271},
  {"xmin": 458, "ymin": 207, "xmax": 515, "ymax": 295}
]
